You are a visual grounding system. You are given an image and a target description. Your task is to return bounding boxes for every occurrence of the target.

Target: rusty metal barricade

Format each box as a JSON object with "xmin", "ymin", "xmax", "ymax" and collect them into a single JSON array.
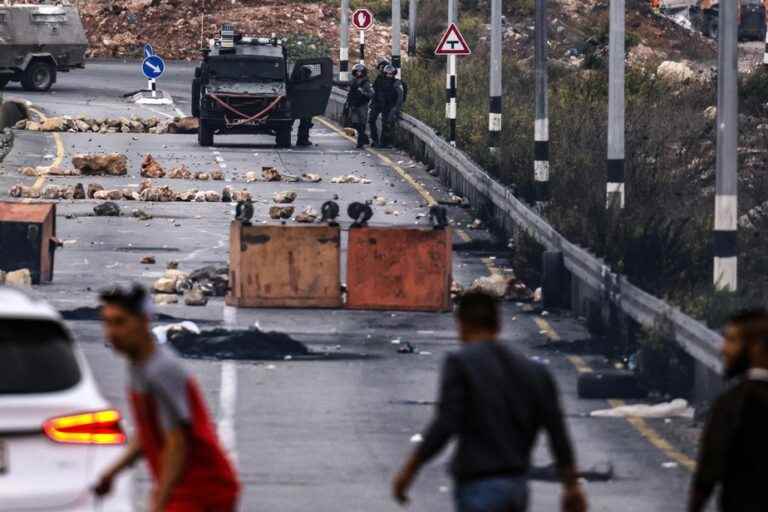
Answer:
[
  {"xmin": 345, "ymin": 226, "xmax": 453, "ymax": 312},
  {"xmin": 0, "ymin": 202, "xmax": 58, "ymax": 284},
  {"xmin": 226, "ymin": 221, "xmax": 342, "ymax": 308}
]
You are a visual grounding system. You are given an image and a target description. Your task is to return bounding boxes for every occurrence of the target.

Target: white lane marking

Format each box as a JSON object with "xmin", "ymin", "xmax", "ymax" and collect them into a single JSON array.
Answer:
[
  {"xmin": 217, "ymin": 362, "xmax": 238, "ymax": 465},
  {"xmin": 139, "ymin": 105, "xmax": 174, "ymax": 119}
]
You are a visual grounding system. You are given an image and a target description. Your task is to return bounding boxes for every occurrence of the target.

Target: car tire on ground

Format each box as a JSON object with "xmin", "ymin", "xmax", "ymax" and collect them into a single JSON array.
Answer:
[
  {"xmin": 198, "ymin": 119, "xmax": 214, "ymax": 147},
  {"xmin": 191, "ymin": 78, "xmax": 201, "ymax": 118},
  {"xmin": 21, "ymin": 60, "xmax": 56, "ymax": 92},
  {"xmin": 275, "ymin": 124, "xmax": 292, "ymax": 148}
]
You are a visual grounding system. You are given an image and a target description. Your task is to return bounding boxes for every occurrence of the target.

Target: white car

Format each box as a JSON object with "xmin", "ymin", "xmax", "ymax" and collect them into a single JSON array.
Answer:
[{"xmin": 0, "ymin": 287, "xmax": 132, "ymax": 511}]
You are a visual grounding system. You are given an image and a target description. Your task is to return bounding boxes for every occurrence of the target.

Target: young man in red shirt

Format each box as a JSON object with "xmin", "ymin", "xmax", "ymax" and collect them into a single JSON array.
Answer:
[{"xmin": 93, "ymin": 285, "xmax": 240, "ymax": 512}]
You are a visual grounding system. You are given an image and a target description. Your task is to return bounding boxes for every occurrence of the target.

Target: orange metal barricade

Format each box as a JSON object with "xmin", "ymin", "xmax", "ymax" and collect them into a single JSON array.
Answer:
[
  {"xmin": 226, "ymin": 222, "xmax": 342, "ymax": 308},
  {"xmin": 346, "ymin": 226, "xmax": 452, "ymax": 312}
]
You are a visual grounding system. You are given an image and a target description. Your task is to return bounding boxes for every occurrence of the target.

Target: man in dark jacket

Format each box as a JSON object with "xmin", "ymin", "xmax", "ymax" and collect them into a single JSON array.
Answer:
[
  {"xmin": 689, "ymin": 309, "xmax": 768, "ymax": 512},
  {"xmin": 344, "ymin": 63, "xmax": 374, "ymax": 148},
  {"xmin": 393, "ymin": 291, "xmax": 587, "ymax": 512},
  {"xmin": 369, "ymin": 64, "xmax": 403, "ymax": 148}
]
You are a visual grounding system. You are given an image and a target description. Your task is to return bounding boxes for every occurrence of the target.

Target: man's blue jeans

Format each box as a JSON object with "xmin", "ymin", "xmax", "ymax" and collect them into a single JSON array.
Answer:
[{"xmin": 455, "ymin": 476, "xmax": 529, "ymax": 512}]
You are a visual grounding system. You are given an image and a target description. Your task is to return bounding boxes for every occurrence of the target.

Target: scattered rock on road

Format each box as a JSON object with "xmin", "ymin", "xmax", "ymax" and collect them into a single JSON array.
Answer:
[
  {"xmin": 72, "ymin": 153, "xmax": 128, "ymax": 176},
  {"xmin": 153, "ymin": 293, "xmax": 179, "ymax": 305},
  {"xmin": 168, "ymin": 165, "xmax": 193, "ymax": 179},
  {"xmin": 273, "ymin": 191, "xmax": 297, "ymax": 204},
  {"xmin": 5, "ymin": 268, "xmax": 32, "ymax": 288},
  {"xmin": 141, "ymin": 256, "xmax": 156, "ymax": 264},
  {"xmin": 183, "ymin": 287, "xmax": 208, "ymax": 306},
  {"xmin": 141, "ymin": 154, "xmax": 166, "ymax": 178},
  {"xmin": 269, "ymin": 206, "xmax": 294, "ymax": 219},
  {"xmin": 87, "ymin": 183, "xmax": 104, "ymax": 199},
  {"xmin": 166, "ymin": 116, "xmax": 200, "ymax": 134},
  {"xmin": 295, "ymin": 206, "xmax": 318, "ymax": 223},
  {"xmin": 8, "ymin": 184, "xmax": 40, "ymax": 198},
  {"xmin": 301, "ymin": 173, "xmax": 322, "ymax": 183},
  {"xmin": 93, "ymin": 201, "xmax": 121, "ymax": 216},
  {"xmin": 93, "ymin": 189, "xmax": 124, "ymax": 201},
  {"xmin": 331, "ymin": 174, "xmax": 371, "ymax": 184},
  {"xmin": 262, "ymin": 166, "xmax": 282, "ymax": 182}
]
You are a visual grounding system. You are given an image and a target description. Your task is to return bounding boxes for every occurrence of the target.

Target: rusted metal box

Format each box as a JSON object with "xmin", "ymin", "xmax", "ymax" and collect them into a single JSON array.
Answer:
[
  {"xmin": 226, "ymin": 222, "xmax": 342, "ymax": 308},
  {"xmin": 0, "ymin": 202, "xmax": 57, "ymax": 284},
  {"xmin": 346, "ymin": 227, "xmax": 452, "ymax": 312}
]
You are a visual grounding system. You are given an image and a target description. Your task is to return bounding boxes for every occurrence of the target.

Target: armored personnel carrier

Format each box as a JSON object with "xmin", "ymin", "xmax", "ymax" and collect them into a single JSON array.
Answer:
[
  {"xmin": 193, "ymin": 25, "xmax": 333, "ymax": 147},
  {"xmin": 0, "ymin": 3, "xmax": 88, "ymax": 91}
]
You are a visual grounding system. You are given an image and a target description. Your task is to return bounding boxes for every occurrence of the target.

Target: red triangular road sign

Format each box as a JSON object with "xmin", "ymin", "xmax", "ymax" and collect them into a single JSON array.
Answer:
[{"xmin": 434, "ymin": 23, "xmax": 471, "ymax": 56}]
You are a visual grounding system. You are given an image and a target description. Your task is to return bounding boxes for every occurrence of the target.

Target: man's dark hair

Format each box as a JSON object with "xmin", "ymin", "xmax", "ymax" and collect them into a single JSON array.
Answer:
[
  {"xmin": 728, "ymin": 308, "xmax": 768, "ymax": 345},
  {"xmin": 457, "ymin": 291, "xmax": 500, "ymax": 331},
  {"xmin": 99, "ymin": 284, "xmax": 150, "ymax": 317}
]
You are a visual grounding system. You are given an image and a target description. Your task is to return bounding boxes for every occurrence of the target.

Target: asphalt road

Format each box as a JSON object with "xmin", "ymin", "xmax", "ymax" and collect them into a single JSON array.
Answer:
[{"xmin": 0, "ymin": 62, "xmax": 713, "ymax": 511}]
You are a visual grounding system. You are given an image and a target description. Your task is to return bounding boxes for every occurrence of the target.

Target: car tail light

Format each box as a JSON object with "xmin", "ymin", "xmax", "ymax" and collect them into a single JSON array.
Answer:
[{"xmin": 43, "ymin": 409, "xmax": 126, "ymax": 445}]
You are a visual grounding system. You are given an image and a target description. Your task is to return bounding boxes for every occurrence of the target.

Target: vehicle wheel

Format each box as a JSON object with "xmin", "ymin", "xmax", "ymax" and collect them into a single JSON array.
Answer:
[
  {"xmin": 275, "ymin": 125, "xmax": 292, "ymax": 148},
  {"xmin": 191, "ymin": 78, "xmax": 201, "ymax": 118},
  {"xmin": 21, "ymin": 61, "xmax": 56, "ymax": 92},
  {"xmin": 198, "ymin": 119, "xmax": 214, "ymax": 147}
]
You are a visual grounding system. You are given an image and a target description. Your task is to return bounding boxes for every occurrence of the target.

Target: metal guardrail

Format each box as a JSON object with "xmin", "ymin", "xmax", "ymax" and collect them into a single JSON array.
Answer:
[{"xmin": 327, "ymin": 87, "xmax": 723, "ymax": 374}]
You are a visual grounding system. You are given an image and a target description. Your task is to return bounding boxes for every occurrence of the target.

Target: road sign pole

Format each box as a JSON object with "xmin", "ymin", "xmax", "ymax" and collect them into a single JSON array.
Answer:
[
  {"xmin": 392, "ymin": 0, "xmax": 402, "ymax": 78},
  {"xmin": 445, "ymin": 0, "xmax": 456, "ymax": 145},
  {"xmin": 714, "ymin": 0, "xmax": 738, "ymax": 291},
  {"xmin": 408, "ymin": 0, "xmax": 418, "ymax": 57},
  {"xmin": 534, "ymin": 0, "xmax": 549, "ymax": 208},
  {"xmin": 447, "ymin": 54, "xmax": 457, "ymax": 146},
  {"xmin": 488, "ymin": 0, "xmax": 502, "ymax": 153},
  {"xmin": 359, "ymin": 30, "xmax": 365, "ymax": 64},
  {"xmin": 149, "ymin": 79, "xmax": 157, "ymax": 98},
  {"xmin": 340, "ymin": 0, "xmax": 350, "ymax": 82},
  {"xmin": 606, "ymin": 0, "xmax": 625, "ymax": 209}
]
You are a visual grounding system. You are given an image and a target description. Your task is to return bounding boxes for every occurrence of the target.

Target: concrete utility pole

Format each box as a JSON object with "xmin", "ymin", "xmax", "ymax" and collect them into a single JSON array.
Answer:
[
  {"xmin": 359, "ymin": 27, "xmax": 366, "ymax": 64},
  {"xmin": 446, "ymin": 0, "xmax": 457, "ymax": 146},
  {"xmin": 488, "ymin": 0, "xmax": 502, "ymax": 153},
  {"xmin": 606, "ymin": 0, "xmax": 625, "ymax": 209},
  {"xmin": 392, "ymin": 0, "xmax": 402, "ymax": 78},
  {"xmin": 534, "ymin": 0, "xmax": 549, "ymax": 207},
  {"xmin": 713, "ymin": 0, "xmax": 738, "ymax": 291},
  {"xmin": 408, "ymin": 0, "xmax": 418, "ymax": 57},
  {"xmin": 340, "ymin": 0, "xmax": 350, "ymax": 82}
]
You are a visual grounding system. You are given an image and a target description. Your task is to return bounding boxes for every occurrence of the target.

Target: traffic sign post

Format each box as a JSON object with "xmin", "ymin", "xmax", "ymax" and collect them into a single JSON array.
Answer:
[
  {"xmin": 352, "ymin": 8, "xmax": 374, "ymax": 64},
  {"xmin": 142, "ymin": 54, "xmax": 166, "ymax": 98},
  {"xmin": 435, "ymin": 23, "xmax": 471, "ymax": 147}
]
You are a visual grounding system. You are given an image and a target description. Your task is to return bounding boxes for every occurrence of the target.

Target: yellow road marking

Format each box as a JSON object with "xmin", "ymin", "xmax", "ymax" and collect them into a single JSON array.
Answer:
[
  {"xmin": 24, "ymin": 105, "xmax": 66, "ymax": 182},
  {"xmin": 608, "ymin": 399, "xmax": 697, "ymax": 471},
  {"xmin": 316, "ymin": 117, "xmax": 437, "ymax": 206},
  {"xmin": 567, "ymin": 355, "xmax": 593, "ymax": 373},
  {"xmin": 534, "ymin": 317, "xmax": 561, "ymax": 341},
  {"xmin": 544, "ymin": 322, "xmax": 697, "ymax": 472}
]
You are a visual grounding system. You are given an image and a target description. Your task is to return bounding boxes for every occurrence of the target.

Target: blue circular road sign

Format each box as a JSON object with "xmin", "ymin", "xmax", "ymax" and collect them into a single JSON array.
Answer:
[{"xmin": 142, "ymin": 55, "xmax": 166, "ymax": 80}]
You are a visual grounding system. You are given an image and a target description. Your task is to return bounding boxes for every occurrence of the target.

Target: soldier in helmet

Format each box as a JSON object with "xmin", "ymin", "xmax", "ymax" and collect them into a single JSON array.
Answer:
[
  {"xmin": 344, "ymin": 63, "xmax": 375, "ymax": 149},
  {"xmin": 296, "ymin": 65, "xmax": 314, "ymax": 147},
  {"xmin": 370, "ymin": 64, "xmax": 404, "ymax": 148}
]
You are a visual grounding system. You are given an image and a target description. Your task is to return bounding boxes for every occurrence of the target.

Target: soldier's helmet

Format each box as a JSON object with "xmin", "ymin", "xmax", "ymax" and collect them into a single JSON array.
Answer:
[
  {"xmin": 376, "ymin": 57, "xmax": 391, "ymax": 72},
  {"xmin": 352, "ymin": 63, "xmax": 368, "ymax": 78},
  {"xmin": 383, "ymin": 64, "xmax": 397, "ymax": 78}
]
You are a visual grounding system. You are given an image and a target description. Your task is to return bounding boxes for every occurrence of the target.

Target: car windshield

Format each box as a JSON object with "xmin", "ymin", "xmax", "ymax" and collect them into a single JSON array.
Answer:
[
  {"xmin": 207, "ymin": 58, "xmax": 284, "ymax": 81},
  {"xmin": 0, "ymin": 320, "xmax": 81, "ymax": 394}
]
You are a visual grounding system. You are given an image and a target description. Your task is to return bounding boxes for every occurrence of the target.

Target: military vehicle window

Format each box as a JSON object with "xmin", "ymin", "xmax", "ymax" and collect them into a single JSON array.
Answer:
[
  {"xmin": 299, "ymin": 64, "xmax": 323, "ymax": 80},
  {"xmin": 208, "ymin": 59, "xmax": 284, "ymax": 81},
  {"xmin": 32, "ymin": 13, "xmax": 67, "ymax": 23}
]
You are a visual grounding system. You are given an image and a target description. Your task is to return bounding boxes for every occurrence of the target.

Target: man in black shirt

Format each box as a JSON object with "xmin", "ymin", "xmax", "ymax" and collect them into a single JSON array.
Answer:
[
  {"xmin": 392, "ymin": 291, "xmax": 587, "ymax": 512},
  {"xmin": 689, "ymin": 309, "xmax": 768, "ymax": 512}
]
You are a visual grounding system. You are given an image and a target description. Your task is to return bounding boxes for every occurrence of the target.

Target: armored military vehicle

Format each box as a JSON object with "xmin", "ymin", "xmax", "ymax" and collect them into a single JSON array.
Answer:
[
  {"xmin": 0, "ymin": 3, "xmax": 88, "ymax": 91},
  {"xmin": 193, "ymin": 25, "xmax": 333, "ymax": 148}
]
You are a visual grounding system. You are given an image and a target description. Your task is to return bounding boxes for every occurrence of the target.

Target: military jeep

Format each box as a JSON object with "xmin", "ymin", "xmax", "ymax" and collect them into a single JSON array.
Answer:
[
  {"xmin": 193, "ymin": 25, "xmax": 333, "ymax": 148},
  {"xmin": 0, "ymin": 3, "xmax": 88, "ymax": 91}
]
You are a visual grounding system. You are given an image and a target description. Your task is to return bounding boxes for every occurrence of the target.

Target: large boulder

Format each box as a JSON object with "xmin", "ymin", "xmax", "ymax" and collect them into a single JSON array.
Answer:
[
  {"xmin": 72, "ymin": 153, "xmax": 128, "ymax": 176},
  {"xmin": 273, "ymin": 191, "xmax": 297, "ymax": 204},
  {"xmin": 166, "ymin": 116, "xmax": 200, "ymax": 134},
  {"xmin": 269, "ymin": 206, "xmax": 294, "ymax": 219}
]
